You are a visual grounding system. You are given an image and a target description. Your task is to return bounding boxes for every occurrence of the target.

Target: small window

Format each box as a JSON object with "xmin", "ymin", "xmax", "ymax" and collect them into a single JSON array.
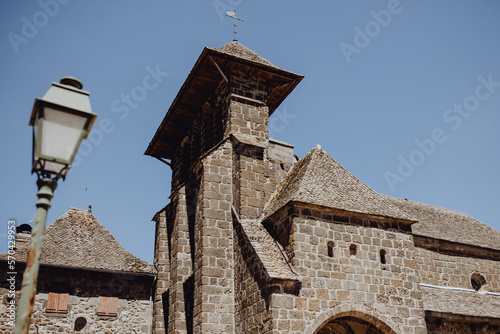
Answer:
[
  {"xmin": 380, "ymin": 249, "xmax": 386, "ymax": 264},
  {"xmin": 471, "ymin": 272, "xmax": 486, "ymax": 291},
  {"xmin": 74, "ymin": 317, "xmax": 87, "ymax": 331},
  {"xmin": 97, "ymin": 296, "xmax": 118, "ymax": 316},
  {"xmin": 327, "ymin": 241, "xmax": 334, "ymax": 257},
  {"xmin": 46, "ymin": 292, "xmax": 69, "ymax": 313},
  {"xmin": 349, "ymin": 244, "xmax": 357, "ymax": 257}
]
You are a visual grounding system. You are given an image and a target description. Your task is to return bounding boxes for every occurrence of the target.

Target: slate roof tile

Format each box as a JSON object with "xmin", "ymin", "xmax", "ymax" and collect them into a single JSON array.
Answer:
[
  {"xmin": 238, "ymin": 218, "xmax": 298, "ymax": 281},
  {"xmin": 382, "ymin": 195, "xmax": 500, "ymax": 251},
  {"xmin": 422, "ymin": 286, "xmax": 500, "ymax": 319},
  {"xmin": 213, "ymin": 41, "xmax": 279, "ymax": 69},
  {"xmin": 0, "ymin": 208, "xmax": 155, "ymax": 274},
  {"xmin": 264, "ymin": 146, "xmax": 414, "ymax": 222}
]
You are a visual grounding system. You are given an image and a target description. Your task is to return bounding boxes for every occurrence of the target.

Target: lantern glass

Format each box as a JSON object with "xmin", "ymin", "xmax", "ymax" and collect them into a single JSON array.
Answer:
[
  {"xmin": 40, "ymin": 107, "xmax": 87, "ymax": 162},
  {"xmin": 30, "ymin": 78, "xmax": 96, "ymax": 179}
]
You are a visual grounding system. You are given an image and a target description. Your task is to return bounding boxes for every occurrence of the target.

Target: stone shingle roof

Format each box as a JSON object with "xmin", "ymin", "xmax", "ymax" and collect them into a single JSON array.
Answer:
[
  {"xmin": 238, "ymin": 218, "xmax": 299, "ymax": 281},
  {"xmin": 422, "ymin": 286, "xmax": 500, "ymax": 319},
  {"xmin": 0, "ymin": 208, "xmax": 155, "ymax": 274},
  {"xmin": 264, "ymin": 146, "xmax": 414, "ymax": 222},
  {"xmin": 382, "ymin": 195, "xmax": 500, "ymax": 251},
  {"xmin": 213, "ymin": 41, "xmax": 279, "ymax": 69}
]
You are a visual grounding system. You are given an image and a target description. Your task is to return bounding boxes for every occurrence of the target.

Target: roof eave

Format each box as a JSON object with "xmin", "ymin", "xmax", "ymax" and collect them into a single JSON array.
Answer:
[
  {"xmin": 264, "ymin": 200, "xmax": 417, "ymax": 225},
  {"xmin": 0, "ymin": 258, "xmax": 157, "ymax": 277},
  {"xmin": 144, "ymin": 47, "xmax": 303, "ymax": 160}
]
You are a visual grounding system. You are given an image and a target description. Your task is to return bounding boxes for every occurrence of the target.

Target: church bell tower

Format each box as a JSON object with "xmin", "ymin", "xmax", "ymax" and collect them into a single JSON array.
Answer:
[{"xmin": 145, "ymin": 41, "xmax": 303, "ymax": 333}]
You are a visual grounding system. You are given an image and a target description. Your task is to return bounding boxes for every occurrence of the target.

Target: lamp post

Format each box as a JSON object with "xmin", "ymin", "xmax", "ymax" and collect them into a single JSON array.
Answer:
[{"xmin": 14, "ymin": 77, "xmax": 97, "ymax": 334}]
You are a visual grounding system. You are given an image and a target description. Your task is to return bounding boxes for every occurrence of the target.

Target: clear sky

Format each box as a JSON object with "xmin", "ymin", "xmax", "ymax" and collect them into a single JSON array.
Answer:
[{"xmin": 1, "ymin": 1, "xmax": 499, "ymax": 263}]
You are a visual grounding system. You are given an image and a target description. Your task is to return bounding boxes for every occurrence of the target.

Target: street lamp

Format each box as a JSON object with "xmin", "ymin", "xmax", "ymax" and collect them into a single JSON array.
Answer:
[{"xmin": 14, "ymin": 77, "xmax": 96, "ymax": 334}]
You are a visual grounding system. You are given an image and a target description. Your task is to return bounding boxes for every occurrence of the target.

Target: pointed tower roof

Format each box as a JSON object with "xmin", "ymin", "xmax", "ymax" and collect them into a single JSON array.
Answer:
[
  {"xmin": 264, "ymin": 146, "xmax": 415, "ymax": 222},
  {"xmin": 0, "ymin": 208, "xmax": 155, "ymax": 275},
  {"xmin": 214, "ymin": 41, "xmax": 279, "ymax": 68},
  {"xmin": 145, "ymin": 41, "xmax": 303, "ymax": 159}
]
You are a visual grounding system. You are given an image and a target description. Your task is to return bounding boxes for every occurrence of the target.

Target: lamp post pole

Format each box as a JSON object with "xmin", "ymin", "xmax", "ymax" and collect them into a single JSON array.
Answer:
[
  {"xmin": 13, "ymin": 77, "xmax": 96, "ymax": 333},
  {"xmin": 14, "ymin": 178, "xmax": 57, "ymax": 334}
]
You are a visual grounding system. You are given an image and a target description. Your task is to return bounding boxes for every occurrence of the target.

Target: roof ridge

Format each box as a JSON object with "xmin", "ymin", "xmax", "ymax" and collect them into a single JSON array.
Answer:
[
  {"xmin": 294, "ymin": 145, "xmax": 322, "ymax": 201},
  {"xmin": 263, "ymin": 146, "xmax": 318, "ymax": 216}
]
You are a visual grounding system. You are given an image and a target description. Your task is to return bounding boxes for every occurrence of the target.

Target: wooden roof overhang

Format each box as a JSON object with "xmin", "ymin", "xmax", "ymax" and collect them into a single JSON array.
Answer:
[{"xmin": 145, "ymin": 47, "xmax": 303, "ymax": 160}]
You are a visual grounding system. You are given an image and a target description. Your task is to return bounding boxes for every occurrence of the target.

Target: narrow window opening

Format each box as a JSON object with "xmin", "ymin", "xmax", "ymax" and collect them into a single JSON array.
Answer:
[
  {"xmin": 471, "ymin": 272, "xmax": 486, "ymax": 291},
  {"xmin": 380, "ymin": 249, "xmax": 386, "ymax": 264},
  {"xmin": 327, "ymin": 241, "xmax": 334, "ymax": 258},
  {"xmin": 349, "ymin": 244, "xmax": 357, "ymax": 257}
]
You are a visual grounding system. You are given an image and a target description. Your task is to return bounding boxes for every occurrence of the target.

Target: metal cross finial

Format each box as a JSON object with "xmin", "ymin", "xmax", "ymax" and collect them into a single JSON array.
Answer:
[{"xmin": 225, "ymin": 10, "xmax": 244, "ymax": 41}]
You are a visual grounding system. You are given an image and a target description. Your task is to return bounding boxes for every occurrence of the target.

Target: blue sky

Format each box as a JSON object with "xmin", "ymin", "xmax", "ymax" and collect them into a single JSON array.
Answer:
[{"xmin": 1, "ymin": 1, "xmax": 499, "ymax": 263}]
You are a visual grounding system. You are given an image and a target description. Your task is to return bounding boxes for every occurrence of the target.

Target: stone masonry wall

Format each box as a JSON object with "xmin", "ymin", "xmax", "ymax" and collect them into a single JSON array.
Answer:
[
  {"xmin": 414, "ymin": 244, "xmax": 500, "ymax": 293},
  {"xmin": 192, "ymin": 141, "xmax": 235, "ymax": 334},
  {"xmin": 267, "ymin": 207, "xmax": 427, "ymax": 334},
  {"xmin": 0, "ymin": 266, "xmax": 153, "ymax": 333},
  {"xmin": 227, "ymin": 72, "xmax": 275, "ymax": 221},
  {"xmin": 232, "ymin": 141, "xmax": 275, "ymax": 220},
  {"xmin": 233, "ymin": 217, "xmax": 272, "ymax": 333},
  {"xmin": 226, "ymin": 72, "xmax": 268, "ymax": 146},
  {"xmin": 153, "ymin": 208, "xmax": 170, "ymax": 334},
  {"xmin": 166, "ymin": 186, "xmax": 194, "ymax": 334}
]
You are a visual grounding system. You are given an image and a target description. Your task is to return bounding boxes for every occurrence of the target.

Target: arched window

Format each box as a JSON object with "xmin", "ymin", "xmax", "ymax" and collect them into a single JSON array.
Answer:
[
  {"xmin": 380, "ymin": 249, "xmax": 386, "ymax": 264},
  {"xmin": 471, "ymin": 272, "xmax": 486, "ymax": 291},
  {"xmin": 349, "ymin": 244, "xmax": 357, "ymax": 257},
  {"xmin": 327, "ymin": 241, "xmax": 334, "ymax": 258}
]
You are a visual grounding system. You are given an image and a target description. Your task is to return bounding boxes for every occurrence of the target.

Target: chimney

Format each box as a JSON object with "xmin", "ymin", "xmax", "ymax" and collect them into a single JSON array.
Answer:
[{"xmin": 14, "ymin": 224, "xmax": 32, "ymax": 250}]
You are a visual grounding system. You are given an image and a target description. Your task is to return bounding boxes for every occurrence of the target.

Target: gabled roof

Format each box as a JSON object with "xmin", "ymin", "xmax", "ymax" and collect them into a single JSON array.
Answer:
[
  {"xmin": 382, "ymin": 195, "xmax": 500, "ymax": 251},
  {"xmin": 0, "ymin": 208, "xmax": 155, "ymax": 275},
  {"xmin": 264, "ymin": 146, "xmax": 415, "ymax": 222}
]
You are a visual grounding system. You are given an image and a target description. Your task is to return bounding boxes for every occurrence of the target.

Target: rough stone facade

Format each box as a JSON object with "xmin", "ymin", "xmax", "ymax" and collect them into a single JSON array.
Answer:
[
  {"xmin": 0, "ymin": 266, "xmax": 152, "ymax": 333},
  {"xmin": 142, "ymin": 41, "xmax": 500, "ymax": 333},
  {"xmin": 0, "ymin": 208, "xmax": 156, "ymax": 333},
  {"xmin": 266, "ymin": 207, "xmax": 427, "ymax": 333}
]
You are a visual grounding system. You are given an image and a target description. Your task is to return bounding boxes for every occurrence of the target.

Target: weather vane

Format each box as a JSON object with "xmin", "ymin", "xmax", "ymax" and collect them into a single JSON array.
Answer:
[{"xmin": 225, "ymin": 10, "xmax": 244, "ymax": 41}]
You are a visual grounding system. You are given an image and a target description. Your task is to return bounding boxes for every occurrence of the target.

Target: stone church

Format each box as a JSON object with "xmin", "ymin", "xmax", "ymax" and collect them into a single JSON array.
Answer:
[
  {"xmin": 2, "ymin": 42, "xmax": 499, "ymax": 333},
  {"xmin": 145, "ymin": 41, "xmax": 500, "ymax": 333}
]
